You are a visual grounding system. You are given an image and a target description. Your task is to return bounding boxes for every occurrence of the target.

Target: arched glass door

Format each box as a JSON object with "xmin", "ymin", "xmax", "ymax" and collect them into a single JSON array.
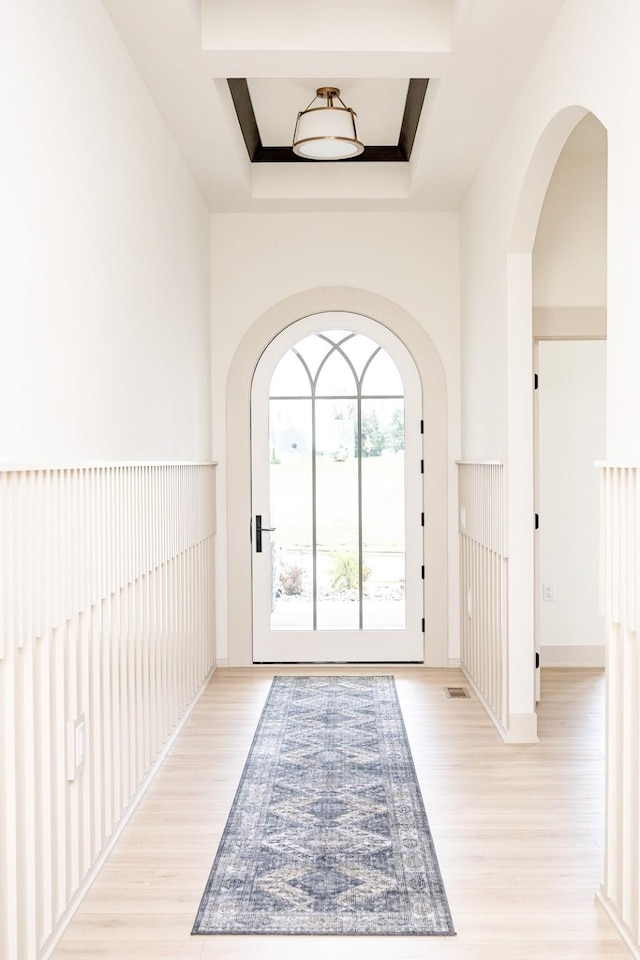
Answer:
[{"xmin": 251, "ymin": 314, "xmax": 423, "ymax": 662}]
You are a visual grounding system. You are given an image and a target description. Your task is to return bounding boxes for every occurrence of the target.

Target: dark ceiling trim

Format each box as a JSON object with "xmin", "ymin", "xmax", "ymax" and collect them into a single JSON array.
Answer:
[
  {"xmin": 399, "ymin": 79, "xmax": 429, "ymax": 160},
  {"xmin": 227, "ymin": 78, "xmax": 429, "ymax": 163},
  {"xmin": 227, "ymin": 78, "xmax": 261, "ymax": 160}
]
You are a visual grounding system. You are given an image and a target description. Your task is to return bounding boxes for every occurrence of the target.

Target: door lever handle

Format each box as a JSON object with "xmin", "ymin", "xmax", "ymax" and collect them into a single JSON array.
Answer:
[{"xmin": 255, "ymin": 514, "xmax": 276, "ymax": 553}]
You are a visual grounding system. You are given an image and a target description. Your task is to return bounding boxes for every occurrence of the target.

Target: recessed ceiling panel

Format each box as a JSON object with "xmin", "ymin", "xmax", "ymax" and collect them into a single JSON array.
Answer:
[
  {"xmin": 230, "ymin": 78, "xmax": 428, "ymax": 163},
  {"xmin": 102, "ymin": 0, "xmax": 568, "ymax": 209},
  {"xmin": 247, "ymin": 78, "xmax": 410, "ymax": 148}
]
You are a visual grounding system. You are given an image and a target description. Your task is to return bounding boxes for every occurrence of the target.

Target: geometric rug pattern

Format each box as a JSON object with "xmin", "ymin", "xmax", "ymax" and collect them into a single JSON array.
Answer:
[{"xmin": 192, "ymin": 676, "xmax": 455, "ymax": 935}]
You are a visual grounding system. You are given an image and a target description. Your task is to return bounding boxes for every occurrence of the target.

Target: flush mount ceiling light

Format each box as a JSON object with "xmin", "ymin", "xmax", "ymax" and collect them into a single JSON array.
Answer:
[
  {"xmin": 227, "ymin": 78, "xmax": 429, "ymax": 163},
  {"xmin": 292, "ymin": 86, "xmax": 364, "ymax": 160}
]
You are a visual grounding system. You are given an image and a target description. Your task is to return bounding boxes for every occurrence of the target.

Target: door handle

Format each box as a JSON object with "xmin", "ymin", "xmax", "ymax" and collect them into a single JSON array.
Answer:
[{"xmin": 255, "ymin": 514, "xmax": 276, "ymax": 553}]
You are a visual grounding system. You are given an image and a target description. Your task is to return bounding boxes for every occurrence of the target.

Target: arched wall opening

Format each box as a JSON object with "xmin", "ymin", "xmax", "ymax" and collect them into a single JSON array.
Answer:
[
  {"xmin": 532, "ymin": 114, "xmax": 607, "ymax": 679},
  {"xmin": 504, "ymin": 103, "xmax": 640, "ymax": 953},
  {"xmin": 505, "ymin": 105, "xmax": 607, "ymax": 736},
  {"xmin": 222, "ymin": 287, "xmax": 450, "ymax": 667}
]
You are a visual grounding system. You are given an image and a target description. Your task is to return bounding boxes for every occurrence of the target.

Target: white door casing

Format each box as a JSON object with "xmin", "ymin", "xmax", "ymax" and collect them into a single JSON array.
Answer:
[{"xmin": 251, "ymin": 312, "xmax": 424, "ymax": 662}]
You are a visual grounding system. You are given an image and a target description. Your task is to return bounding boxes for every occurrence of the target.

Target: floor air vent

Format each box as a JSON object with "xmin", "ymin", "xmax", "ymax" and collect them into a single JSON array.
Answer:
[{"xmin": 444, "ymin": 686, "xmax": 470, "ymax": 699}]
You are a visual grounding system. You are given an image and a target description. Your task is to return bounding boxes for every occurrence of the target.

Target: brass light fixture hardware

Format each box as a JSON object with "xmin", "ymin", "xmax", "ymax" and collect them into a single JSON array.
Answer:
[{"xmin": 292, "ymin": 86, "xmax": 364, "ymax": 160}]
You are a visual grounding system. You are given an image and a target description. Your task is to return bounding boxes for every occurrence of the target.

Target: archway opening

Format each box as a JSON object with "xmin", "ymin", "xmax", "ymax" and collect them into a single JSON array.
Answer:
[
  {"xmin": 505, "ymin": 106, "xmax": 607, "ymax": 736},
  {"xmin": 532, "ymin": 113, "xmax": 607, "ymax": 687},
  {"xmin": 222, "ymin": 287, "xmax": 450, "ymax": 668}
]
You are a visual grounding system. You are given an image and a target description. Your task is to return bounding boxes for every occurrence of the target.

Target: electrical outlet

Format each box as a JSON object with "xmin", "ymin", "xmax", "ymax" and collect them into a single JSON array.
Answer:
[{"xmin": 542, "ymin": 582, "xmax": 554, "ymax": 602}]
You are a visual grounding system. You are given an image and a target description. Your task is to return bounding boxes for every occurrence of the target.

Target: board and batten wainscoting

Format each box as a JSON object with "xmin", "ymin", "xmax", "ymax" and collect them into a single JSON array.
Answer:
[
  {"xmin": 457, "ymin": 461, "xmax": 508, "ymax": 736},
  {"xmin": 598, "ymin": 463, "xmax": 640, "ymax": 957},
  {"xmin": 0, "ymin": 463, "xmax": 217, "ymax": 960}
]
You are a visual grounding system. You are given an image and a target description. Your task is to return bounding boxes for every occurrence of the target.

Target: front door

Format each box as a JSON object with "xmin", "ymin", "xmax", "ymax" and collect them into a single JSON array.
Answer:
[{"xmin": 251, "ymin": 313, "xmax": 424, "ymax": 662}]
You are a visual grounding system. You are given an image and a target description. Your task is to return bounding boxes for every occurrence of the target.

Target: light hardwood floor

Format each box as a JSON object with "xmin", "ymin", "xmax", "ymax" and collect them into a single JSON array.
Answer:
[{"xmin": 50, "ymin": 666, "xmax": 630, "ymax": 960}]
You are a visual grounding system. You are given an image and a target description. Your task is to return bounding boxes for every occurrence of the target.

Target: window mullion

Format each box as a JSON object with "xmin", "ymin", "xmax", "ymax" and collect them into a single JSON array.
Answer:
[
  {"xmin": 357, "ymin": 394, "xmax": 364, "ymax": 630},
  {"xmin": 312, "ymin": 389, "xmax": 317, "ymax": 631}
]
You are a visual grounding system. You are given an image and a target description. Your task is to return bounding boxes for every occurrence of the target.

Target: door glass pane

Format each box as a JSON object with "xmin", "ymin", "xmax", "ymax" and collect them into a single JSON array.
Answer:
[
  {"xmin": 362, "ymin": 399, "xmax": 405, "ymax": 629},
  {"xmin": 269, "ymin": 398, "xmax": 313, "ymax": 629},
  {"xmin": 321, "ymin": 330, "xmax": 353, "ymax": 344},
  {"xmin": 293, "ymin": 335, "xmax": 333, "ymax": 381},
  {"xmin": 340, "ymin": 335, "xmax": 380, "ymax": 379},
  {"xmin": 315, "ymin": 399, "xmax": 359, "ymax": 629},
  {"xmin": 266, "ymin": 329, "xmax": 408, "ymax": 637},
  {"xmin": 315, "ymin": 347, "xmax": 357, "ymax": 396},
  {"xmin": 362, "ymin": 349, "xmax": 404, "ymax": 396},
  {"xmin": 270, "ymin": 350, "xmax": 311, "ymax": 397}
]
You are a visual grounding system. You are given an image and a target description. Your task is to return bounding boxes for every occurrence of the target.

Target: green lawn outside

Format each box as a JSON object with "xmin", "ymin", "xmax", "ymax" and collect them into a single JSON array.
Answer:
[{"xmin": 270, "ymin": 452, "xmax": 405, "ymax": 553}]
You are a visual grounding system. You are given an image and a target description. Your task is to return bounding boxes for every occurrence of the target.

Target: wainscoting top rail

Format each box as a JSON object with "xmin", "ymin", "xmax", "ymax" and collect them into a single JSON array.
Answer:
[
  {"xmin": 0, "ymin": 460, "xmax": 218, "ymax": 473},
  {"xmin": 455, "ymin": 460, "xmax": 504, "ymax": 466}
]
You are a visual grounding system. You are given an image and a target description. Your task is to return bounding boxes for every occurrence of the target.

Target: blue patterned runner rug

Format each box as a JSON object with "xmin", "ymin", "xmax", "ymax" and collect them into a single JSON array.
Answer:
[{"xmin": 192, "ymin": 675, "xmax": 455, "ymax": 936}]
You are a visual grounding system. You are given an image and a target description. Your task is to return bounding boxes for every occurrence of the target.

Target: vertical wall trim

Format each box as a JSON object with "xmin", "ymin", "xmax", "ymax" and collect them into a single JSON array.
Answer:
[
  {"xmin": 0, "ymin": 463, "xmax": 217, "ymax": 960},
  {"xmin": 40, "ymin": 663, "xmax": 216, "ymax": 960},
  {"xmin": 598, "ymin": 463, "xmax": 640, "ymax": 957},
  {"xmin": 457, "ymin": 461, "xmax": 509, "ymax": 734}
]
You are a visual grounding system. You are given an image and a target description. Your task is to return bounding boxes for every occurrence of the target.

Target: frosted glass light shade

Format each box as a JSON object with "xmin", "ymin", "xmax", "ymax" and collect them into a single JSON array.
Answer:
[{"xmin": 293, "ymin": 92, "xmax": 364, "ymax": 160}]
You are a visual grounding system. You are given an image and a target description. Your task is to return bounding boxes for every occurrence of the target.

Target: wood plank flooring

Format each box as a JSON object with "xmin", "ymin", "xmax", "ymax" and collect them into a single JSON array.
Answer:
[{"xmin": 50, "ymin": 666, "xmax": 630, "ymax": 960}]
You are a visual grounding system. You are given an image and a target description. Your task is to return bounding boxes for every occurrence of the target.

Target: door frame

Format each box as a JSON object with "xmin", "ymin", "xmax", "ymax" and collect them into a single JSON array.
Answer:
[
  {"xmin": 222, "ymin": 287, "xmax": 451, "ymax": 668},
  {"xmin": 250, "ymin": 313, "xmax": 425, "ymax": 663},
  {"xmin": 533, "ymin": 332, "xmax": 607, "ymax": 697}
]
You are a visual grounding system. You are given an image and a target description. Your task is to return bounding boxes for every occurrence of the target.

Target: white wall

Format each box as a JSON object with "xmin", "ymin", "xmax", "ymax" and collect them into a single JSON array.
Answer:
[
  {"xmin": 1, "ymin": 0, "xmax": 212, "ymax": 465},
  {"xmin": 537, "ymin": 340, "xmax": 606, "ymax": 663},
  {"xmin": 461, "ymin": 0, "xmax": 639, "ymax": 462},
  {"xmin": 211, "ymin": 213, "xmax": 459, "ymax": 404},
  {"xmin": 211, "ymin": 212, "xmax": 461, "ymax": 663}
]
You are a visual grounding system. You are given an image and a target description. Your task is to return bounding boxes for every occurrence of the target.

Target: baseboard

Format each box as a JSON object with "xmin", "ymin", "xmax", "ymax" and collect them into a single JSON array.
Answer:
[
  {"xmin": 596, "ymin": 886, "xmax": 640, "ymax": 959},
  {"xmin": 41, "ymin": 663, "xmax": 217, "ymax": 960},
  {"xmin": 448, "ymin": 658, "xmax": 461, "ymax": 668},
  {"xmin": 541, "ymin": 645, "xmax": 605, "ymax": 668},
  {"xmin": 216, "ymin": 657, "xmax": 229, "ymax": 668},
  {"xmin": 505, "ymin": 712, "xmax": 539, "ymax": 744},
  {"xmin": 461, "ymin": 666, "xmax": 539, "ymax": 744}
]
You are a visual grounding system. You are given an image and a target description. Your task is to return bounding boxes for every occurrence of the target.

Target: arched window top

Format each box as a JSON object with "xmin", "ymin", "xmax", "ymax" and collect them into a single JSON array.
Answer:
[
  {"xmin": 362, "ymin": 348, "xmax": 403, "ymax": 395},
  {"xmin": 291, "ymin": 335, "xmax": 331, "ymax": 382},
  {"xmin": 269, "ymin": 330, "xmax": 403, "ymax": 398},
  {"xmin": 269, "ymin": 349, "xmax": 312, "ymax": 396},
  {"xmin": 314, "ymin": 343, "xmax": 358, "ymax": 396}
]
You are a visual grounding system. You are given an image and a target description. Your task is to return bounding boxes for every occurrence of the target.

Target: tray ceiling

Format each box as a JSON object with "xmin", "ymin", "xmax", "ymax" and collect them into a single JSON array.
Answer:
[{"xmin": 102, "ymin": 0, "xmax": 574, "ymax": 212}]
